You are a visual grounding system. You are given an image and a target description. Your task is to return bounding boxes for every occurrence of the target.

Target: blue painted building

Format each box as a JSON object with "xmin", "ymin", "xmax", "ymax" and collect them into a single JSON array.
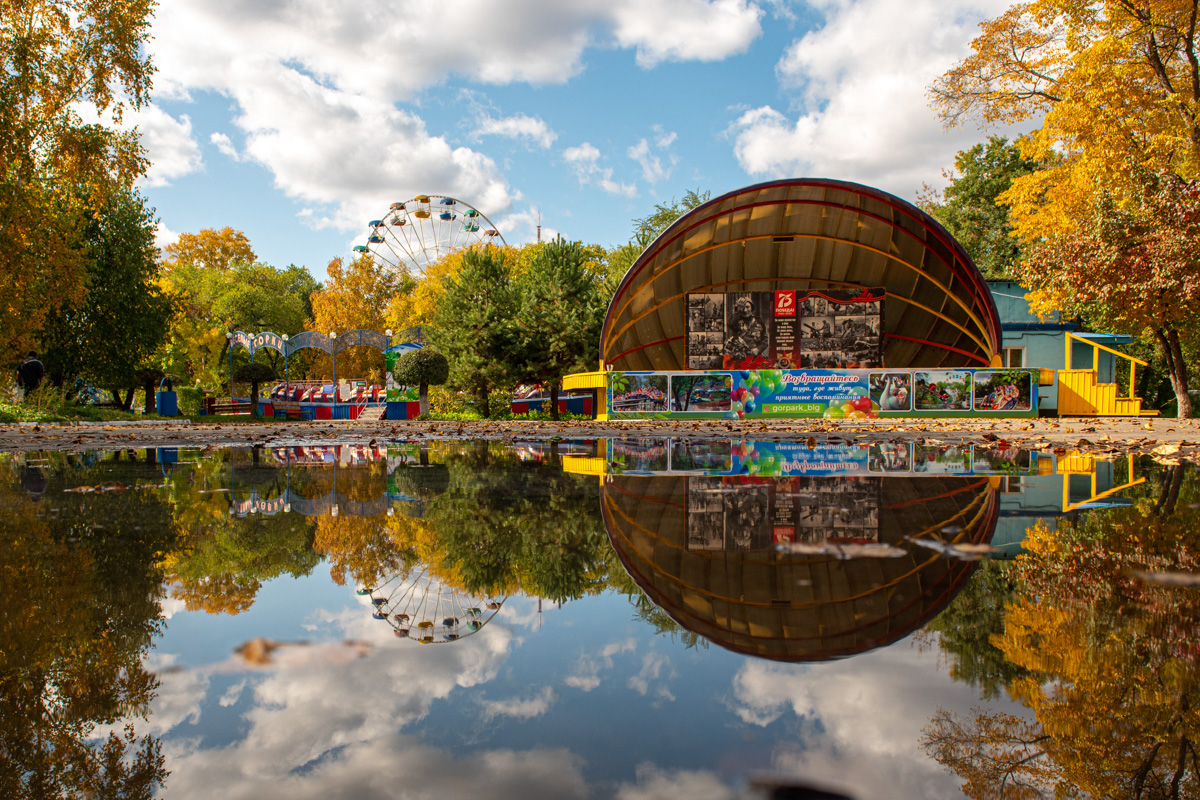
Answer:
[{"xmin": 988, "ymin": 280, "xmax": 1136, "ymax": 413}]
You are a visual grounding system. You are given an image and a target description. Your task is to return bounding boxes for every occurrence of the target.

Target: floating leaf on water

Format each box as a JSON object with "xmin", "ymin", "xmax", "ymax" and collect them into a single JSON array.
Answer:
[
  {"xmin": 1129, "ymin": 569, "xmax": 1200, "ymax": 587},
  {"xmin": 905, "ymin": 537, "xmax": 1000, "ymax": 560},
  {"xmin": 776, "ymin": 542, "xmax": 908, "ymax": 559}
]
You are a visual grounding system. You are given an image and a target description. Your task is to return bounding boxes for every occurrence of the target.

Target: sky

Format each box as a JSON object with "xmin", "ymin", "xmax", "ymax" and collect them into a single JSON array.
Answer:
[{"xmin": 131, "ymin": 0, "xmax": 1022, "ymax": 280}]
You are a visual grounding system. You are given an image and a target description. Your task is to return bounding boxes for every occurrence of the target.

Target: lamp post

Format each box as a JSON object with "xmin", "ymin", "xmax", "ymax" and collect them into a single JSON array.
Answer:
[
  {"xmin": 225, "ymin": 331, "xmax": 234, "ymax": 401},
  {"xmin": 329, "ymin": 331, "xmax": 338, "ymax": 392},
  {"xmin": 282, "ymin": 334, "xmax": 290, "ymax": 399}
]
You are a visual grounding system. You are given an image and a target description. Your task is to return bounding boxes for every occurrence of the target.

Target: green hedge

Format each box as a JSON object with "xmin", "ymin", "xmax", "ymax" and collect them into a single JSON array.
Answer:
[{"xmin": 177, "ymin": 387, "xmax": 204, "ymax": 416}]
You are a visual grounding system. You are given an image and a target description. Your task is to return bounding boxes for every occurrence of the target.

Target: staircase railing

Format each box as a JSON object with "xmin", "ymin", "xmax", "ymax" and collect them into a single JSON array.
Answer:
[{"xmin": 1063, "ymin": 331, "xmax": 1148, "ymax": 396}]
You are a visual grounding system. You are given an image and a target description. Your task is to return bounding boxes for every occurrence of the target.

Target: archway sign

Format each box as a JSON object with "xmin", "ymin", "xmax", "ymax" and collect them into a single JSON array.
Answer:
[
  {"xmin": 228, "ymin": 328, "xmax": 424, "ymax": 411},
  {"xmin": 563, "ymin": 178, "xmax": 1044, "ymax": 421},
  {"xmin": 228, "ymin": 328, "xmax": 393, "ymax": 358}
]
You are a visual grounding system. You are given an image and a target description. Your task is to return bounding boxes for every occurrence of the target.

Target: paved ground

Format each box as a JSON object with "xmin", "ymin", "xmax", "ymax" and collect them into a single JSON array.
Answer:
[{"xmin": 1, "ymin": 416, "xmax": 1198, "ymax": 460}]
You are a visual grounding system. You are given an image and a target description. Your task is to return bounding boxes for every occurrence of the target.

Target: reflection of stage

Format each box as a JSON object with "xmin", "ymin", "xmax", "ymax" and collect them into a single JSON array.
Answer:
[{"xmin": 602, "ymin": 473, "xmax": 999, "ymax": 662}]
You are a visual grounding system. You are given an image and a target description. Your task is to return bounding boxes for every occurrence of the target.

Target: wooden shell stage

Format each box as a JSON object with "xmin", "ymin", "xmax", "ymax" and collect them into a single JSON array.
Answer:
[
  {"xmin": 601, "ymin": 179, "xmax": 1003, "ymax": 371},
  {"xmin": 602, "ymin": 474, "xmax": 1000, "ymax": 662}
]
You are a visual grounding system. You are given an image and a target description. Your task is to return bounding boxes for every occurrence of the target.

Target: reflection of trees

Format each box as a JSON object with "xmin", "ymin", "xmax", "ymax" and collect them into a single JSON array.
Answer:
[
  {"xmin": 162, "ymin": 452, "xmax": 320, "ymax": 614},
  {"xmin": 424, "ymin": 443, "xmax": 609, "ymax": 601},
  {"xmin": 308, "ymin": 460, "xmax": 418, "ymax": 589},
  {"xmin": 606, "ymin": 558, "xmax": 709, "ymax": 651},
  {"xmin": 0, "ymin": 458, "xmax": 168, "ymax": 798},
  {"xmin": 924, "ymin": 464, "xmax": 1200, "ymax": 798},
  {"xmin": 920, "ymin": 560, "xmax": 1029, "ymax": 700}
]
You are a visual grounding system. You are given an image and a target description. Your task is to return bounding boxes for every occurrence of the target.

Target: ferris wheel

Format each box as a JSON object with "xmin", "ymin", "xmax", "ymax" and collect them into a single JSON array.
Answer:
[
  {"xmin": 353, "ymin": 195, "xmax": 506, "ymax": 275},
  {"xmin": 358, "ymin": 566, "xmax": 505, "ymax": 644}
]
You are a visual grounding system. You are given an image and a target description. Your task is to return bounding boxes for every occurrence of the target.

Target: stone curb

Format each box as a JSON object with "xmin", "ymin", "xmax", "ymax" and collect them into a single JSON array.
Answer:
[{"xmin": 1, "ymin": 420, "xmax": 192, "ymax": 427}]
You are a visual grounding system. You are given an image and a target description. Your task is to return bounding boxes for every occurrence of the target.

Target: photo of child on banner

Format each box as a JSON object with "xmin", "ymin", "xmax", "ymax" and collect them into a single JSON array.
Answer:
[{"xmin": 973, "ymin": 370, "xmax": 1034, "ymax": 411}]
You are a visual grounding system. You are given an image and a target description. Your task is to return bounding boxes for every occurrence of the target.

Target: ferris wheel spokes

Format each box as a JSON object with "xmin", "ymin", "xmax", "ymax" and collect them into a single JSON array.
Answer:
[{"xmin": 356, "ymin": 195, "xmax": 506, "ymax": 276}]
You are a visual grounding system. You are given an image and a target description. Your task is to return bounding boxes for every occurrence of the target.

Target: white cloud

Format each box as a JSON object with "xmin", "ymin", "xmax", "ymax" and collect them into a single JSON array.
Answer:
[
  {"xmin": 564, "ymin": 143, "xmax": 637, "ymax": 197},
  {"xmin": 479, "ymin": 686, "xmax": 559, "ymax": 722},
  {"xmin": 725, "ymin": 638, "xmax": 1032, "ymax": 799},
  {"xmin": 228, "ymin": 66, "xmax": 514, "ymax": 232},
  {"xmin": 144, "ymin": 0, "xmax": 764, "ymax": 233},
  {"xmin": 728, "ymin": 0, "xmax": 1024, "ymax": 197},
  {"xmin": 627, "ymin": 650, "xmax": 674, "ymax": 699},
  {"xmin": 473, "ymin": 114, "xmax": 558, "ymax": 149},
  {"xmin": 565, "ymin": 637, "xmax": 637, "ymax": 691},
  {"xmin": 610, "ymin": 0, "xmax": 764, "ymax": 67},
  {"xmin": 127, "ymin": 106, "xmax": 202, "ymax": 188},
  {"xmin": 495, "ymin": 206, "xmax": 560, "ymax": 245},
  {"xmin": 615, "ymin": 764, "xmax": 738, "ymax": 800},
  {"xmin": 628, "ymin": 127, "xmax": 679, "ymax": 184},
  {"xmin": 210, "ymin": 132, "xmax": 242, "ymax": 161}
]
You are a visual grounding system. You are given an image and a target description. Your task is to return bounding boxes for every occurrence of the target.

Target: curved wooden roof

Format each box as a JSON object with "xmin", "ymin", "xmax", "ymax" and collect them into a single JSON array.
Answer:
[
  {"xmin": 603, "ymin": 474, "xmax": 999, "ymax": 662},
  {"xmin": 602, "ymin": 179, "xmax": 1002, "ymax": 370}
]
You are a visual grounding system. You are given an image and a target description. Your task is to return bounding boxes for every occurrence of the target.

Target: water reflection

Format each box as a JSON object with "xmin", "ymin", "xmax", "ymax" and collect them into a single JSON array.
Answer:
[
  {"xmin": 591, "ymin": 440, "xmax": 1020, "ymax": 662},
  {"xmin": 1, "ymin": 442, "xmax": 1196, "ymax": 799}
]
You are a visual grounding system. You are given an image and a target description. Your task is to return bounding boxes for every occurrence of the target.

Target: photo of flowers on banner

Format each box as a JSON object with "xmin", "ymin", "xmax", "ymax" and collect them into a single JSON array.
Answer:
[{"xmin": 686, "ymin": 289, "xmax": 883, "ymax": 371}]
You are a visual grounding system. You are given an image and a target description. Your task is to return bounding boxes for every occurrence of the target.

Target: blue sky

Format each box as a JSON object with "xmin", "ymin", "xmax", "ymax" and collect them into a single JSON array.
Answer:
[{"xmin": 131, "ymin": 0, "xmax": 1019, "ymax": 280}]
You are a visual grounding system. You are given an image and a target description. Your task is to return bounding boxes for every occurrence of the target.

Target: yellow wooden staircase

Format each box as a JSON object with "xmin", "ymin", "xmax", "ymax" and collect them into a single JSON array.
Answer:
[{"xmin": 1057, "ymin": 332, "xmax": 1158, "ymax": 416}]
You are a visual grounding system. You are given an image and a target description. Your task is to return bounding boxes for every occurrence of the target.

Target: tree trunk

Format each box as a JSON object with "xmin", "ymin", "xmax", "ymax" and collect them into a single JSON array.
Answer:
[
  {"xmin": 1156, "ymin": 328, "xmax": 1193, "ymax": 418},
  {"xmin": 477, "ymin": 381, "xmax": 490, "ymax": 419},
  {"xmin": 419, "ymin": 381, "xmax": 429, "ymax": 417},
  {"xmin": 549, "ymin": 384, "xmax": 560, "ymax": 420},
  {"xmin": 143, "ymin": 380, "xmax": 155, "ymax": 415}
]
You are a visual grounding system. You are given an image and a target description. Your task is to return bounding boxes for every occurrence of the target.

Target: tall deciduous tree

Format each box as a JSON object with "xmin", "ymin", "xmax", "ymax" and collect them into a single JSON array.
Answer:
[
  {"xmin": 919, "ymin": 136, "xmax": 1040, "ymax": 279},
  {"xmin": 39, "ymin": 189, "xmax": 171, "ymax": 407},
  {"xmin": 515, "ymin": 237, "xmax": 607, "ymax": 419},
  {"xmin": 162, "ymin": 227, "xmax": 254, "ymax": 273},
  {"xmin": 429, "ymin": 246, "xmax": 519, "ymax": 417},
  {"xmin": 0, "ymin": 0, "xmax": 157, "ymax": 366},
  {"xmin": 309, "ymin": 253, "xmax": 405, "ymax": 385},
  {"xmin": 931, "ymin": 0, "xmax": 1200, "ymax": 416},
  {"xmin": 158, "ymin": 228, "xmax": 319, "ymax": 390}
]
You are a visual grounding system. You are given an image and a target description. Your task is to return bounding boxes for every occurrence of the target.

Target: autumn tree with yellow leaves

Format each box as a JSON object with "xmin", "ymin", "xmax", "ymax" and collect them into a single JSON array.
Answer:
[
  {"xmin": 308, "ymin": 253, "xmax": 408, "ymax": 385},
  {"xmin": 932, "ymin": 0, "xmax": 1200, "ymax": 416},
  {"xmin": 0, "ymin": 0, "xmax": 157, "ymax": 367},
  {"xmin": 924, "ymin": 464, "xmax": 1200, "ymax": 798}
]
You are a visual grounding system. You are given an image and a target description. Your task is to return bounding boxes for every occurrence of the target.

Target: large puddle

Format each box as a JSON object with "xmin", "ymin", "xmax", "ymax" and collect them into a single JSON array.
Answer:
[{"xmin": 2, "ymin": 440, "xmax": 1196, "ymax": 799}]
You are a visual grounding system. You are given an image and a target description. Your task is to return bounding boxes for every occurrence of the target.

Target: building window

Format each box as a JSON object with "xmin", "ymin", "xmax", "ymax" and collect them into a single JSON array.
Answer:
[
  {"xmin": 1002, "ymin": 346, "xmax": 1025, "ymax": 368},
  {"xmin": 999, "ymin": 476, "xmax": 1025, "ymax": 493}
]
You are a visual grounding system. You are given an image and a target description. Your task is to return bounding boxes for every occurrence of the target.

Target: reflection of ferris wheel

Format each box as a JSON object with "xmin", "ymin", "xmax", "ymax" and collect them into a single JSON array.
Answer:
[
  {"xmin": 353, "ymin": 195, "xmax": 506, "ymax": 275},
  {"xmin": 358, "ymin": 567, "xmax": 505, "ymax": 644}
]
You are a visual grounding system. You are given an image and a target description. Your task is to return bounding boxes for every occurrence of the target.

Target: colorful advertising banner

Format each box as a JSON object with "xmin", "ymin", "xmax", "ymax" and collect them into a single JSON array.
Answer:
[
  {"xmin": 602, "ymin": 438, "xmax": 1041, "ymax": 478},
  {"xmin": 607, "ymin": 368, "xmax": 1039, "ymax": 419}
]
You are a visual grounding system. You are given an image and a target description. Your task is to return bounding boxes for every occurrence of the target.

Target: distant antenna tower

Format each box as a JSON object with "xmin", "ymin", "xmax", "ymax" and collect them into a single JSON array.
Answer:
[{"xmin": 536, "ymin": 210, "xmax": 541, "ymax": 244}]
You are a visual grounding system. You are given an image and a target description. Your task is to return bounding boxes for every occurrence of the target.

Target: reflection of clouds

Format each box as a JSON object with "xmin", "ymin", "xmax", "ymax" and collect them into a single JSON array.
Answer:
[
  {"xmin": 165, "ymin": 732, "xmax": 589, "ymax": 800},
  {"xmin": 146, "ymin": 665, "xmax": 210, "ymax": 735},
  {"xmin": 219, "ymin": 679, "xmax": 247, "ymax": 707},
  {"xmin": 496, "ymin": 596, "xmax": 548, "ymax": 630},
  {"xmin": 159, "ymin": 597, "xmax": 190, "ymax": 619},
  {"xmin": 726, "ymin": 638, "xmax": 1023, "ymax": 799},
  {"xmin": 151, "ymin": 614, "xmax": 528, "ymax": 797},
  {"xmin": 615, "ymin": 764, "xmax": 737, "ymax": 800},
  {"xmin": 627, "ymin": 651, "xmax": 675, "ymax": 703},
  {"xmin": 479, "ymin": 686, "xmax": 558, "ymax": 722},
  {"xmin": 565, "ymin": 637, "xmax": 636, "ymax": 691}
]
